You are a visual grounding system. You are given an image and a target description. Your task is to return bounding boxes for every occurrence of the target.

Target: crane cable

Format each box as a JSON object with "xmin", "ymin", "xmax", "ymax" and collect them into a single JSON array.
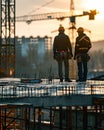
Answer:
[{"xmin": 28, "ymin": 0, "xmax": 55, "ymax": 15}]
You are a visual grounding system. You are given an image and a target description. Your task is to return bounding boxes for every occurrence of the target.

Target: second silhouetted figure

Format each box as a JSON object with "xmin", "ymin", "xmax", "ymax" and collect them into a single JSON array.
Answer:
[{"xmin": 74, "ymin": 27, "xmax": 92, "ymax": 82}]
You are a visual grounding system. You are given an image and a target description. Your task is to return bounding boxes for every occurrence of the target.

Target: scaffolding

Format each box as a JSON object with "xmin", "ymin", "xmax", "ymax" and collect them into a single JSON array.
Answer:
[
  {"xmin": 0, "ymin": 103, "xmax": 32, "ymax": 130},
  {"xmin": 0, "ymin": 104, "xmax": 104, "ymax": 130},
  {"xmin": 32, "ymin": 104, "xmax": 104, "ymax": 130},
  {"xmin": 0, "ymin": 0, "xmax": 15, "ymax": 77}
]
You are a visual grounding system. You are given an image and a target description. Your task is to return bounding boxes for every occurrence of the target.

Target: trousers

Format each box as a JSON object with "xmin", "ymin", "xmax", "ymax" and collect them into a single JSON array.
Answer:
[
  {"xmin": 77, "ymin": 61, "xmax": 88, "ymax": 81},
  {"xmin": 57, "ymin": 59, "xmax": 69, "ymax": 80}
]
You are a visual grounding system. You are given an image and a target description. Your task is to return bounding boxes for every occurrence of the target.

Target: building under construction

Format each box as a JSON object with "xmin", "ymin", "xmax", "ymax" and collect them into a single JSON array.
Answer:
[
  {"xmin": 0, "ymin": 79, "xmax": 103, "ymax": 130},
  {"xmin": 0, "ymin": 0, "xmax": 104, "ymax": 130}
]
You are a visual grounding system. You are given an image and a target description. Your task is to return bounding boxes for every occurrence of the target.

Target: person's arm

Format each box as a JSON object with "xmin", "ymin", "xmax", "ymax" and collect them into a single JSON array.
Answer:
[
  {"xmin": 74, "ymin": 38, "xmax": 79, "ymax": 59},
  {"xmin": 67, "ymin": 36, "xmax": 73, "ymax": 56},
  {"xmin": 53, "ymin": 37, "xmax": 57, "ymax": 59},
  {"xmin": 87, "ymin": 37, "xmax": 92, "ymax": 50}
]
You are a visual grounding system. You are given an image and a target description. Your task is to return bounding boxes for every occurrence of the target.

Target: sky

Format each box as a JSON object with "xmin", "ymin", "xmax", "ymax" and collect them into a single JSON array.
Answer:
[{"xmin": 16, "ymin": 0, "xmax": 104, "ymax": 42}]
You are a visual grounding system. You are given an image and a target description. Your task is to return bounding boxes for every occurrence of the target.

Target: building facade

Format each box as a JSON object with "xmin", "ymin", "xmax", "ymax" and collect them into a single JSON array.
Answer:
[{"xmin": 15, "ymin": 36, "xmax": 52, "ymax": 78}]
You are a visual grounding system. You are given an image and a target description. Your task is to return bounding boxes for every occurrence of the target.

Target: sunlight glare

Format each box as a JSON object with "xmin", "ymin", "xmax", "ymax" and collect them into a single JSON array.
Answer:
[{"xmin": 84, "ymin": 0, "xmax": 104, "ymax": 19}]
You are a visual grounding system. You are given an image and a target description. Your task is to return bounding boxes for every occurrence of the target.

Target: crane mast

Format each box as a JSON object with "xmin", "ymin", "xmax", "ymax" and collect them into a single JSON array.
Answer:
[
  {"xmin": 70, "ymin": 0, "xmax": 74, "ymax": 13},
  {"xmin": 69, "ymin": 0, "xmax": 76, "ymax": 79}
]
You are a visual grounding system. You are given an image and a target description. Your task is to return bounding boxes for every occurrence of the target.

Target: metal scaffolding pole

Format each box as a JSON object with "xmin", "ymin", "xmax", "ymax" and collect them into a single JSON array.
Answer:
[{"xmin": 0, "ymin": 0, "xmax": 15, "ymax": 77}]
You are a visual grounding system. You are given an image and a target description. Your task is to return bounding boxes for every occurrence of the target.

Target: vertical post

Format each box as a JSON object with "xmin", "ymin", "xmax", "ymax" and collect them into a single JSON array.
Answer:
[
  {"xmin": 95, "ymin": 105, "xmax": 98, "ymax": 130},
  {"xmin": 50, "ymin": 107, "xmax": 53, "ymax": 130},
  {"xmin": 33, "ymin": 107, "xmax": 36, "ymax": 130},
  {"xmin": 67, "ymin": 106, "xmax": 72, "ymax": 130},
  {"xmin": 83, "ymin": 106, "xmax": 88, "ymax": 130},
  {"xmin": 59, "ymin": 107, "xmax": 62, "ymax": 130},
  {"xmin": 0, "ymin": 107, "xmax": 2, "ymax": 130},
  {"xmin": 4, "ymin": 108, "xmax": 7, "ymax": 130},
  {"xmin": 99, "ymin": 105, "xmax": 102, "ymax": 128},
  {"xmin": 27, "ymin": 107, "xmax": 30, "ymax": 130},
  {"xmin": 0, "ymin": 0, "xmax": 1, "ymax": 37},
  {"xmin": 91, "ymin": 85, "xmax": 94, "ymax": 94},
  {"xmin": 37, "ymin": 108, "xmax": 42, "ymax": 130},
  {"xmin": 75, "ymin": 107, "xmax": 78, "ymax": 130}
]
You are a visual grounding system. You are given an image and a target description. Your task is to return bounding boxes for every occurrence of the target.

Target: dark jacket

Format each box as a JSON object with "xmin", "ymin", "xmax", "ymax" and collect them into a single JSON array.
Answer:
[
  {"xmin": 53, "ymin": 32, "xmax": 72, "ymax": 55},
  {"xmin": 74, "ymin": 33, "xmax": 91, "ymax": 58}
]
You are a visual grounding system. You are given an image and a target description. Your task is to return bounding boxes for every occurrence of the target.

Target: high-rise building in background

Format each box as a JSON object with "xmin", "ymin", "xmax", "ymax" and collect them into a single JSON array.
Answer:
[{"xmin": 15, "ymin": 36, "xmax": 53, "ymax": 77}]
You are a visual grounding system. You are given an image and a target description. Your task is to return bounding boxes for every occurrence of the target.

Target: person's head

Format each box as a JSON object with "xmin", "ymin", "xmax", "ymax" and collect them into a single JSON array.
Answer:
[
  {"xmin": 77, "ymin": 27, "xmax": 84, "ymax": 35},
  {"xmin": 58, "ymin": 25, "xmax": 65, "ymax": 33}
]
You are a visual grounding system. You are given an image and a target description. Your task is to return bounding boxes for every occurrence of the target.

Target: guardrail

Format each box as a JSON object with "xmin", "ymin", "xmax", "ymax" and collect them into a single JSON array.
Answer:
[{"xmin": 0, "ymin": 81, "xmax": 104, "ymax": 99}]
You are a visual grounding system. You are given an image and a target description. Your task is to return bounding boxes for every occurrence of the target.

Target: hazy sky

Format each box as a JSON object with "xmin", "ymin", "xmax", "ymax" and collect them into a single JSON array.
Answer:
[{"xmin": 16, "ymin": 0, "xmax": 104, "ymax": 42}]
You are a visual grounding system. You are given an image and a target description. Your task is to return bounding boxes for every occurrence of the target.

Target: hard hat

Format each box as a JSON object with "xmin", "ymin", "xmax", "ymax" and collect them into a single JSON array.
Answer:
[
  {"xmin": 58, "ymin": 25, "xmax": 65, "ymax": 32},
  {"xmin": 77, "ymin": 27, "xmax": 84, "ymax": 32}
]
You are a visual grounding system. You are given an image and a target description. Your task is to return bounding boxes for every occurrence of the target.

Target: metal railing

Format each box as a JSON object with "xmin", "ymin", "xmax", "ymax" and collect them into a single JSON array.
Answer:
[{"xmin": 0, "ymin": 80, "xmax": 104, "ymax": 99}]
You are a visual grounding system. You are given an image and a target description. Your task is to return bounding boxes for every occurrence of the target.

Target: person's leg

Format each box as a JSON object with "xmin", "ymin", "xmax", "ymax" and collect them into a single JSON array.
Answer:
[
  {"xmin": 77, "ymin": 62, "xmax": 83, "ymax": 81},
  {"xmin": 58, "ymin": 60, "xmax": 63, "ymax": 81},
  {"xmin": 64, "ymin": 59, "xmax": 71, "ymax": 81},
  {"xmin": 64, "ymin": 59, "xmax": 69, "ymax": 79},
  {"xmin": 83, "ymin": 61, "xmax": 88, "ymax": 81}
]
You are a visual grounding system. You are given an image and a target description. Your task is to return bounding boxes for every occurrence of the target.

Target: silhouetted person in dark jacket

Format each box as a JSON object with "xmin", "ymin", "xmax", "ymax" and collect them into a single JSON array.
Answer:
[
  {"xmin": 53, "ymin": 25, "xmax": 73, "ymax": 82},
  {"xmin": 74, "ymin": 27, "xmax": 92, "ymax": 82}
]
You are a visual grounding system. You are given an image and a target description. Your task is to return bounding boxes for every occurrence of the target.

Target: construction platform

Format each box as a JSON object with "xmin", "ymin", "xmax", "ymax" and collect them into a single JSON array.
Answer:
[
  {"xmin": 0, "ymin": 78, "xmax": 104, "ymax": 130},
  {"xmin": 0, "ymin": 78, "xmax": 104, "ymax": 106}
]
